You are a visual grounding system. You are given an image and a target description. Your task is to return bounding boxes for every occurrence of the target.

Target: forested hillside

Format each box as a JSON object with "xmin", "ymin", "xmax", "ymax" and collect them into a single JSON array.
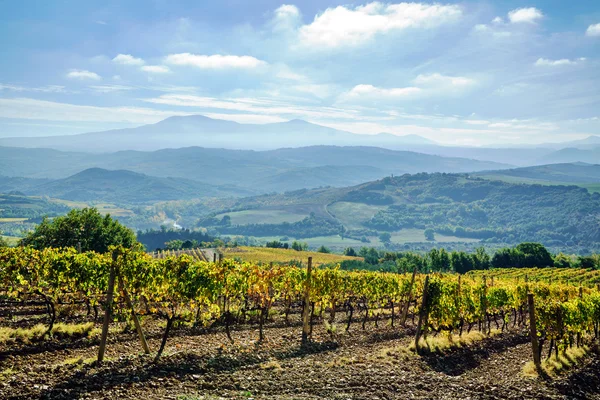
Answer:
[{"xmin": 197, "ymin": 173, "xmax": 600, "ymax": 252}]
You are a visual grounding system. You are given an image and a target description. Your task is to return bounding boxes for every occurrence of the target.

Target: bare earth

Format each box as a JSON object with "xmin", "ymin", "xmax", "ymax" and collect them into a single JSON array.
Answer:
[{"xmin": 1, "ymin": 316, "xmax": 599, "ymax": 400}]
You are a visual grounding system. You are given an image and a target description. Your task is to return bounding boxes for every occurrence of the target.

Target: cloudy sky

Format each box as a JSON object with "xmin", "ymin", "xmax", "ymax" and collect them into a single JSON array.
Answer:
[{"xmin": 1, "ymin": 0, "xmax": 599, "ymax": 145}]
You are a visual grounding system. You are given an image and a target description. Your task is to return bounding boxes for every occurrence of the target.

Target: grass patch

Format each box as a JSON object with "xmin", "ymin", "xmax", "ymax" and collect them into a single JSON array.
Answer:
[
  {"xmin": 259, "ymin": 359, "xmax": 282, "ymax": 371},
  {"xmin": 0, "ymin": 367, "xmax": 15, "ymax": 381},
  {"xmin": 222, "ymin": 246, "xmax": 362, "ymax": 265},
  {"xmin": 60, "ymin": 356, "xmax": 97, "ymax": 366},
  {"xmin": 523, "ymin": 345, "xmax": 590, "ymax": 378},
  {"xmin": 409, "ymin": 329, "xmax": 501, "ymax": 354},
  {"xmin": 0, "ymin": 322, "xmax": 95, "ymax": 344},
  {"xmin": 0, "ymin": 218, "xmax": 28, "ymax": 222}
]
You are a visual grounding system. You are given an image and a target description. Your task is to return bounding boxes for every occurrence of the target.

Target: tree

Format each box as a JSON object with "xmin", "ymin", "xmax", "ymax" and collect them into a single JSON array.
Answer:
[
  {"xmin": 165, "ymin": 240, "xmax": 184, "ymax": 250},
  {"xmin": 344, "ymin": 247, "xmax": 357, "ymax": 257},
  {"xmin": 428, "ymin": 248, "xmax": 451, "ymax": 272},
  {"xmin": 424, "ymin": 228, "xmax": 435, "ymax": 241},
  {"xmin": 515, "ymin": 242, "xmax": 553, "ymax": 268},
  {"xmin": 472, "ymin": 247, "xmax": 491, "ymax": 270},
  {"xmin": 451, "ymin": 251, "xmax": 474, "ymax": 274},
  {"xmin": 291, "ymin": 241, "xmax": 308, "ymax": 251},
  {"xmin": 317, "ymin": 245, "xmax": 331, "ymax": 253},
  {"xmin": 554, "ymin": 253, "xmax": 573, "ymax": 268},
  {"xmin": 0, "ymin": 234, "xmax": 7, "ymax": 248},
  {"xmin": 21, "ymin": 207, "xmax": 138, "ymax": 253}
]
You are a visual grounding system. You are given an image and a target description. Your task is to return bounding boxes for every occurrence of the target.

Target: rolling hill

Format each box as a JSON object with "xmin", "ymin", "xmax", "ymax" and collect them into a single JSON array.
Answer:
[
  {"xmin": 474, "ymin": 162, "xmax": 600, "ymax": 184},
  {"xmin": 195, "ymin": 173, "xmax": 600, "ymax": 252},
  {"xmin": 536, "ymin": 147, "xmax": 600, "ymax": 165},
  {"xmin": 20, "ymin": 168, "xmax": 249, "ymax": 203},
  {"xmin": 0, "ymin": 145, "xmax": 512, "ymax": 197}
]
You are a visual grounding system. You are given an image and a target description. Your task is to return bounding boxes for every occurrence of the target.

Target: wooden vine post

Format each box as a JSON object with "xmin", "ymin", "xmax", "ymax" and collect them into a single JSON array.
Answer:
[
  {"xmin": 401, "ymin": 266, "xmax": 418, "ymax": 326},
  {"xmin": 302, "ymin": 257, "xmax": 313, "ymax": 345},
  {"xmin": 118, "ymin": 273, "xmax": 150, "ymax": 354},
  {"xmin": 414, "ymin": 275, "xmax": 430, "ymax": 353},
  {"xmin": 527, "ymin": 293, "xmax": 541, "ymax": 371},
  {"xmin": 98, "ymin": 250, "xmax": 118, "ymax": 363}
]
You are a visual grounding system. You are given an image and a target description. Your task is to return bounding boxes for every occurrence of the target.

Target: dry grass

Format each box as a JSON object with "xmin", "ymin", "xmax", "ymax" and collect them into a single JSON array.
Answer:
[
  {"xmin": 409, "ymin": 329, "xmax": 501, "ymax": 354},
  {"xmin": 259, "ymin": 360, "xmax": 282, "ymax": 371},
  {"xmin": 523, "ymin": 346, "xmax": 590, "ymax": 377},
  {"xmin": 0, "ymin": 322, "xmax": 96, "ymax": 344},
  {"xmin": 222, "ymin": 246, "xmax": 362, "ymax": 265}
]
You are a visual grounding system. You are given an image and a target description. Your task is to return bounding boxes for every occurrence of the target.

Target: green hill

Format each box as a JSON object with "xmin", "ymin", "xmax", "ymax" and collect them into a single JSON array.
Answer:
[
  {"xmin": 197, "ymin": 173, "xmax": 600, "ymax": 252},
  {"xmin": 28, "ymin": 168, "xmax": 248, "ymax": 203}
]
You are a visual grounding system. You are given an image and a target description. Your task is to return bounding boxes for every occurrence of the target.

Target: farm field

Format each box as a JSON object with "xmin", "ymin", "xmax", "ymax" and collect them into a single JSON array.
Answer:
[
  {"xmin": 52, "ymin": 199, "xmax": 135, "ymax": 217},
  {"xmin": 0, "ymin": 235, "xmax": 20, "ymax": 246},
  {"xmin": 2, "ymin": 317, "xmax": 600, "ymax": 399},
  {"xmin": 469, "ymin": 267, "xmax": 600, "ymax": 287},
  {"xmin": 221, "ymin": 246, "xmax": 361, "ymax": 265},
  {"xmin": 477, "ymin": 173, "xmax": 600, "ymax": 194},
  {"xmin": 2, "ymin": 247, "xmax": 600, "ymax": 399},
  {"xmin": 215, "ymin": 209, "xmax": 307, "ymax": 225},
  {"xmin": 0, "ymin": 217, "xmax": 28, "ymax": 222}
]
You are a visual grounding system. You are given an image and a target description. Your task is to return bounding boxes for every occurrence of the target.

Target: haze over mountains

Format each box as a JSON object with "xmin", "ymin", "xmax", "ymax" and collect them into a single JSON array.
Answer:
[
  {"xmin": 0, "ymin": 145, "xmax": 513, "ymax": 200},
  {"xmin": 0, "ymin": 115, "xmax": 436, "ymax": 152},
  {"xmin": 0, "ymin": 115, "xmax": 597, "ymax": 167}
]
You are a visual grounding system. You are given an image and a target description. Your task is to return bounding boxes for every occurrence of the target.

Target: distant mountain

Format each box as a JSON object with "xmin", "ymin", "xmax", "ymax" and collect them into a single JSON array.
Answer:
[
  {"xmin": 25, "ymin": 168, "xmax": 250, "ymax": 203},
  {"xmin": 474, "ymin": 162, "xmax": 600, "ymax": 184},
  {"xmin": 0, "ymin": 176, "xmax": 50, "ymax": 193},
  {"xmin": 536, "ymin": 147, "xmax": 600, "ymax": 165},
  {"xmin": 539, "ymin": 136, "xmax": 600, "ymax": 150},
  {"xmin": 0, "ymin": 145, "xmax": 512, "ymax": 198},
  {"xmin": 0, "ymin": 114, "xmax": 438, "ymax": 152}
]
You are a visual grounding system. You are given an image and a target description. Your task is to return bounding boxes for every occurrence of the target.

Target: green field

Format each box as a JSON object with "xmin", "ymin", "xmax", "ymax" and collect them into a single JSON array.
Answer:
[
  {"xmin": 243, "ymin": 227, "xmax": 479, "ymax": 251},
  {"xmin": 580, "ymin": 183, "xmax": 600, "ymax": 194},
  {"xmin": 222, "ymin": 246, "xmax": 362, "ymax": 265},
  {"xmin": 1, "ymin": 235, "xmax": 21, "ymax": 246},
  {"xmin": 0, "ymin": 218, "xmax": 28, "ymax": 222},
  {"xmin": 388, "ymin": 228, "xmax": 480, "ymax": 244},
  {"xmin": 52, "ymin": 199, "xmax": 134, "ymax": 217},
  {"xmin": 327, "ymin": 201, "xmax": 386, "ymax": 229},
  {"xmin": 477, "ymin": 174, "xmax": 600, "ymax": 193},
  {"xmin": 215, "ymin": 209, "xmax": 307, "ymax": 225}
]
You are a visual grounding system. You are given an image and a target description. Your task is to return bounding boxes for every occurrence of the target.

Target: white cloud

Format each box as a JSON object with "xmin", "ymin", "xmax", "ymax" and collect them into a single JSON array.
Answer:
[
  {"xmin": 507, "ymin": 7, "xmax": 543, "ymax": 24},
  {"xmin": 534, "ymin": 57, "xmax": 585, "ymax": 66},
  {"xmin": 586, "ymin": 23, "xmax": 600, "ymax": 37},
  {"xmin": 141, "ymin": 65, "xmax": 171, "ymax": 73},
  {"xmin": 66, "ymin": 69, "xmax": 101, "ymax": 80},
  {"xmin": 0, "ymin": 97, "xmax": 192, "ymax": 123},
  {"xmin": 412, "ymin": 73, "xmax": 476, "ymax": 89},
  {"xmin": 0, "ymin": 84, "xmax": 67, "ymax": 93},
  {"xmin": 143, "ymin": 94, "xmax": 359, "ymax": 120},
  {"xmin": 298, "ymin": 2, "xmax": 462, "ymax": 48},
  {"xmin": 89, "ymin": 85, "xmax": 134, "ymax": 93},
  {"xmin": 344, "ymin": 84, "xmax": 422, "ymax": 99},
  {"xmin": 202, "ymin": 113, "xmax": 287, "ymax": 124},
  {"xmin": 492, "ymin": 17, "xmax": 503, "ymax": 24},
  {"xmin": 272, "ymin": 4, "xmax": 301, "ymax": 31},
  {"xmin": 165, "ymin": 53, "xmax": 267, "ymax": 69},
  {"xmin": 112, "ymin": 54, "xmax": 145, "ymax": 65},
  {"xmin": 340, "ymin": 73, "xmax": 476, "ymax": 103}
]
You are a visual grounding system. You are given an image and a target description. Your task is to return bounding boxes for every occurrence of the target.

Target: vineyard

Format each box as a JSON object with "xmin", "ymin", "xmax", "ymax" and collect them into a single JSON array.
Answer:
[{"xmin": 1, "ymin": 247, "xmax": 600, "ymax": 399}]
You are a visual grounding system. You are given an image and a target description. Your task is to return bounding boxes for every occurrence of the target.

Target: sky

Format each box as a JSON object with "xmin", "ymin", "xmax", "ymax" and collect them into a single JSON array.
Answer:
[{"xmin": 0, "ymin": 0, "xmax": 599, "ymax": 146}]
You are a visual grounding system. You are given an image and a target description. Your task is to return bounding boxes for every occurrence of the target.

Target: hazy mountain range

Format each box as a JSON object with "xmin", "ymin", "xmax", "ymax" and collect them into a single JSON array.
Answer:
[
  {"xmin": 0, "ymin": 115, "xmax": 597, "ymax": 167},
  {"xmin": 0, "ymin": 145, "xmax": 514, "ymax": 201}
]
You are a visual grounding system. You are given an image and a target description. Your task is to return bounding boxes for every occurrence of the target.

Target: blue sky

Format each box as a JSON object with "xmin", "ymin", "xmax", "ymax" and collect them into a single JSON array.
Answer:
[{"xmin": 0, "ymin": 0, "xmax": 599, "ymax": 145}]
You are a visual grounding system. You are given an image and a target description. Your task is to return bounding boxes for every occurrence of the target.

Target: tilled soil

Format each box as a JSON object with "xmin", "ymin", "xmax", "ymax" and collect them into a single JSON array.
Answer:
[{"xmin": 1, "ymin": 318, "xmax": 599, "ymax": 400}]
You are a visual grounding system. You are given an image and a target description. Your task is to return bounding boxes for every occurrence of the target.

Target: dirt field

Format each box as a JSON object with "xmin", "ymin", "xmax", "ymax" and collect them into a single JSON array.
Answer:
[{"xmin": 1, "ymin": 308, "xmax": 599, "ymax": 400}]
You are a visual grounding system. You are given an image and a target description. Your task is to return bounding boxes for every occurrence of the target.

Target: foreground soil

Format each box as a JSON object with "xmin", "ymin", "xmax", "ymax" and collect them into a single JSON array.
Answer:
[{"xmin": 1, "ymin": 316, "xmax": 599, "ymax": 400}]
